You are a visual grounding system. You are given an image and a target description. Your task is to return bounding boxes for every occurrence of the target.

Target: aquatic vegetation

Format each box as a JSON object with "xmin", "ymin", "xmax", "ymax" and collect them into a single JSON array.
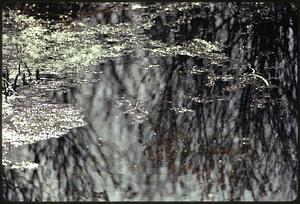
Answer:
[
  {"xmin": 146, "ymin": 38, "xmax": 227, "ymax": 63},
  {"xmin": 2, "ymin": 81, "xmax": 86, "ymax": 147},
  {"xmin": 3, "ymin": 11, "xmax": 135, "ymax": 83}
]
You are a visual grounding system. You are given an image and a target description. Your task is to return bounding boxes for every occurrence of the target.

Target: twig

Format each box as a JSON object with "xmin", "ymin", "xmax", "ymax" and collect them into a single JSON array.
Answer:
[
  {"xmin": 2, "ymin": 77, "xmax": 12, "ymax": 86},
  {"xmin": 13, "ymin": 61, "xmax": 22, "ymax": 90},
  {"xmin": 2, "ymin": 77, "xmax": 18, "ymax": 94},
  {"xmin": 5, "ymin": 66, "xmax": 9, "ymax": 81},
  {"xmin": 3, "ymin": 116, "xmax": 20, "ymax": 133},
  {"xmin": 23, "ymin": 61, "xmax": 32, "ymax": 78}
]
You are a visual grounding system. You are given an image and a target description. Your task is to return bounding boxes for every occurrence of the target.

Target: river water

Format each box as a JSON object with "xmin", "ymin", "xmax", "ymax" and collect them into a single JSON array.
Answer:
[{"xmin": 2, "ymin": 2, "xmax": 298, "ymax": 201}]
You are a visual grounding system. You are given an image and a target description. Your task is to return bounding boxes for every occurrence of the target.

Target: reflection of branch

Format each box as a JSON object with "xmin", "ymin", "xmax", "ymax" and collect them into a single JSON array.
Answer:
[{"xmin": 213, "ymin": 9, "xmax": 239, "ymax": 33}]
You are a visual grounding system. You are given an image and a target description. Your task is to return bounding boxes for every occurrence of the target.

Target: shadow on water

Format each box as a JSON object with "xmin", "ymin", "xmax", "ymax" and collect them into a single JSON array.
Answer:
[{"xmin": 3, "ymin": 2, "xmax": 298, "ymax": 201}]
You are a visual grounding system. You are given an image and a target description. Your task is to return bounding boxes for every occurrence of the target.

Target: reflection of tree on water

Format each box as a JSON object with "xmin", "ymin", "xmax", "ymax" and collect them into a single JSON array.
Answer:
[{"xmin": 3, "ymin": 2, "xmax": 297, "ymax": 201}]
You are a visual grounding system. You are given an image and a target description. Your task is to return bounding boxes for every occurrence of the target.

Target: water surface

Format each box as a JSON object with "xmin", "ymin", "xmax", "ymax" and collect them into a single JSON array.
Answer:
[{"xmin": 2, "ymin": 2, "xmax": 298, "ymax": 201}]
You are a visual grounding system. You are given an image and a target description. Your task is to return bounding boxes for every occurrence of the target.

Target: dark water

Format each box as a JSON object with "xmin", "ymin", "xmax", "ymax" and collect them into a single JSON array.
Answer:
[{"xmin": 2, "ymin": 2, "xmax": 298, "ymax": 201}]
